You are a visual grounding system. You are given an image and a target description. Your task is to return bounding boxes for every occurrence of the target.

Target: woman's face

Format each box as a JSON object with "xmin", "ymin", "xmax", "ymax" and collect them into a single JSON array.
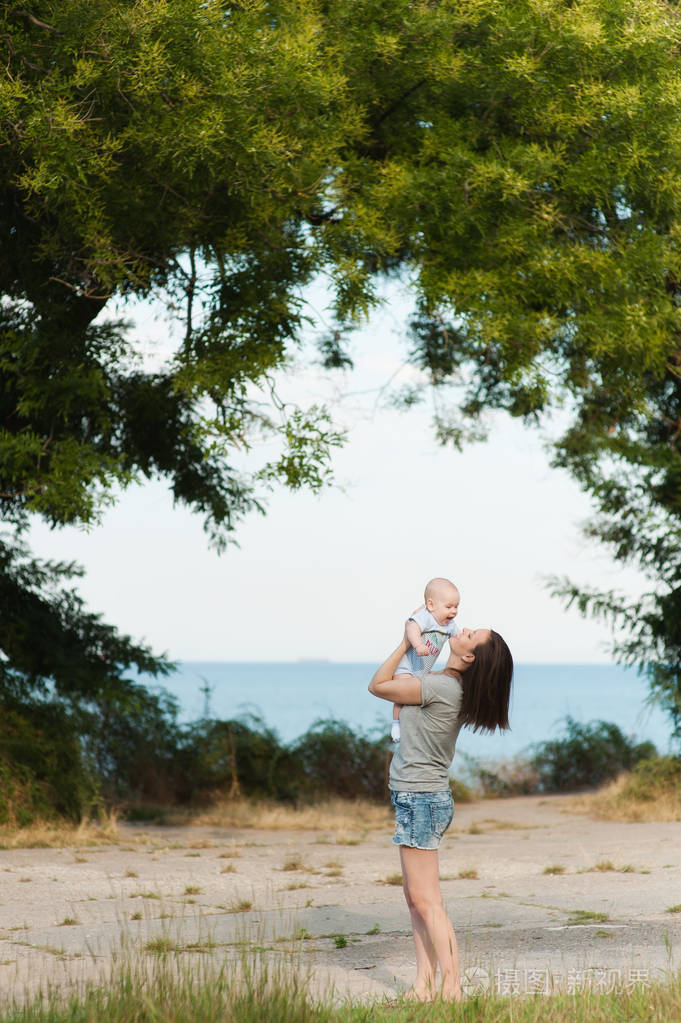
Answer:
[{"xmin": 449, "ymin": 627, "xmax": 491, "ymax": 660}]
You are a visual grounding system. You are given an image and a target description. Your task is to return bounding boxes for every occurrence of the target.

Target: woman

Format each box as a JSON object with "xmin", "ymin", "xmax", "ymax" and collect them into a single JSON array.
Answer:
[{"xmin": 368, "ymin": 626, "xmax": 513, "ymax": 1002}]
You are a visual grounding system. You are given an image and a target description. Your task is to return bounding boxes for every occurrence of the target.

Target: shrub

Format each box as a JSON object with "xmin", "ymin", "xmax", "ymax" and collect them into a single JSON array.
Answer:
[
  {"xmin": 449, "ymin": 776, "xmax": 474, "ymax": 803},
  {"xmin": 529, "ymin": 717, "xmax": 656, "ymax": 793},
  {"xmin": 178, "ymin": 714, "xmax": 304, "ymax": 803},
  {"xmin": 290, "ymin": 719, "xmax": 388, "ymax": 802},
  {"xmin": 0, "ymin": 699, "xmax": 96, "ymax": 824},
  {"xmin": 615, "ymin": 755, "xmax": 681, "ymax": 801}
]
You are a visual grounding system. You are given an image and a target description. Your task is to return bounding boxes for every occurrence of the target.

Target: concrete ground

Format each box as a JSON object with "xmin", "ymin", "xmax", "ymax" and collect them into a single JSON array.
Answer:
[{"xmin": 0, "ymin": 794, "xmax": 679, "ymax": 1004}]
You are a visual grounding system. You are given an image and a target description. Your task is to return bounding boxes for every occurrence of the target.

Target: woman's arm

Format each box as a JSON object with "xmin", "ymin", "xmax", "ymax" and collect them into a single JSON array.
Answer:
[{"xmin": 368, "ymin": 639, "xmax": 423, "ymax": 704}]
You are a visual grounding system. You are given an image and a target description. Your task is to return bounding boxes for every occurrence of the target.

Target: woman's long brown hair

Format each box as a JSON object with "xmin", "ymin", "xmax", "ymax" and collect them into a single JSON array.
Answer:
[{"xmin": 458, "ymin": 630, "xmax": 513, "ymax": 733}]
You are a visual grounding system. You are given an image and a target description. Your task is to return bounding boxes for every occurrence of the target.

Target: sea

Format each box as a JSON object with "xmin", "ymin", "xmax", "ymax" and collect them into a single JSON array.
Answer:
[{"xmin": 149, "ymin": 661, "xmax": 675, "ymax": 766}]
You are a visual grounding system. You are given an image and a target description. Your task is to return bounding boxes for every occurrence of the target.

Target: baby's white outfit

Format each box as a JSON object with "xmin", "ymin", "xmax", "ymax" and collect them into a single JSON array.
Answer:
[{"xmin": 392, "ymin": 608, "xmax": 460, "ymax": 741}]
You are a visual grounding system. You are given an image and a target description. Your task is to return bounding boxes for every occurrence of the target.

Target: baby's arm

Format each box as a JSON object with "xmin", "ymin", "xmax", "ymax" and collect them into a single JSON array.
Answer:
[{"xmin": 405, "ymin": 617, "xmax": 429, "ymax": 657}]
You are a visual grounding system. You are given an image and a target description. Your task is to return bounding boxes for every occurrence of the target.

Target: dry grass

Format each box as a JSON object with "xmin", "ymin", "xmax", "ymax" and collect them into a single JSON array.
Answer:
[
  {"xmin": 478, "ymin": 818, "xmax": 538, "ymax": 831},
  {"xmin": 280, "ymin": 853, "xmax": 309, "ymax": 872},
  {"xmin": 184, "ymin": 797, "xmax": 392, "ymax": 832},
  {"xmin": 381, "ymin": 873, "xmax": 403, "ymax": 886},
  {"xmin": 567, "ymin": 774, "xmax": 681, "ymax": 822},
  {"xmin": 0, "ymin": 813, "xmax": 120, "ymax": 850},
  {"xmin": 587, "ymin": 859, "xmax": 617, "ymax": 872}
]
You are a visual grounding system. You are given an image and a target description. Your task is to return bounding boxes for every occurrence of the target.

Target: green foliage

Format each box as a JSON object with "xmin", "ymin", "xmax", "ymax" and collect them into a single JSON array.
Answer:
[
  {"xmin": 0, "ymin": 951, "xmax": 680, "ymax": 1022},
  {"xmin": 460, "ymin": 717, "xmax": 657, "ymax": 796},
  {"xmin": 448, "ymin": 776, "xmax": 474, "ymax": 804},
  {"xmin": 616, "ymin": 755, "xmax": 681, "ymax": 802},
  {"xmin": 3, "ymin": 0, "xmax": 681, "ymax": 773},
  {"xmin": 548, "ymin": 394, "xmax": 681, "ymax": 739},
  {"xmin": 3, "ymin": 0, "xmax": 681, "ymax": 541},
  {"xmin": 0, "ymin": 705, "xmax": 392, "ymax": 822},
  {"xmin": 0, "ymin": 531, "xmax": 168, "ymax": 701},
  {"xmin": 179, "ymin": 715, "xmax": 304, "ymax": 804},
  {"xmin": 529, "ymin": 717, "xmax": 656, "ymax": 793},
  {"xmin": 289, "ymin": 720, "xmax": 388, "ymax": 801},
  {"xmin": 0, "ymin": 699, "xmax": 95, "ymax": 824},
  {"xmin": 174, "ymin": 716, "xmax": 389, "ymax": 807},
  {"xmin": 0, "ymin": 529, "xmax": 175, "ymax": 820}
]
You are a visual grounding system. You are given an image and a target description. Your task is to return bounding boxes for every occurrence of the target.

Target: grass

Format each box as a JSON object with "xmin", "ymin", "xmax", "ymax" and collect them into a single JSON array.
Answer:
[
  {"xmin": 587, "ymin": 860, "xmax": 616, "ymax": 872},
  {"xmin": 143, "ymin": 937, "xmax": 178, "ymax": 955},
  {"xmin": 182, "ymin": 797, "xmax": 392, "ymax": 832},
  {"xmin": 568, "ymin": 757, "xmax": 681, "ymax": 822},
  {"xmin": 543, "ymin": 864, "xmax": 566, "ymax": 875},
  {"xmin": 226, "ymin": 899, "xmax": 253, "ymax": 914},
  {"xmin": 666, "ymin": 904, "xmax": 681, "ymax": 914},
  {"xmin": 281, "ymin": 854, "xmax": 309, "ymax": 872},
  {"xmin": 0, "ymin": 812, "xmax": 121, "ymax": 850},
  {"xmin": 458, "ymin": 869, "xmax": 479, "ymax": 880},
  {"xmin": 382, "ymin": 873, "xmax": 403, "ymax": 886},
  {"xmin": 479, "ymin": 818, "xmax": 537, "ymax": 831},
  {"xmin": 567, "ymin": 909, "xmax": 611, "ymax": 925},
  {"xmin": 0, "ymin": 952, "xmax": 679, "ymax": 1022}
]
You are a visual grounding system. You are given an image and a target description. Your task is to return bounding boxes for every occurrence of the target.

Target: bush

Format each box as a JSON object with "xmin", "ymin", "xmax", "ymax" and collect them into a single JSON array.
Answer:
[
  {"xmin": 178, "ymin": 715, "xmax": 305, "ymax": 804},
  {"xmin": 0, "ymin": 699, "xmax": 96, "ymax": 824},
  {"xmin": 290, "ymin": 719, "xmax": 388, "ymax": 801},
  {"xmin": 449, "ymin": 776, "xmax": 474, "ymax": 803},
  {"xmin": 528, "ymin": 717, "xmax": 657, "ymax": 793},
  {"xmin": 465, "ymin": 756, "xmax": 539, "ymax": 797},
  {"xmin": 120, "ymin": 715, "xmax": 391, "ymax": 815},
  {"xmin": 616, "ymin": 755, "xmax": 681, "ymax": 801}
]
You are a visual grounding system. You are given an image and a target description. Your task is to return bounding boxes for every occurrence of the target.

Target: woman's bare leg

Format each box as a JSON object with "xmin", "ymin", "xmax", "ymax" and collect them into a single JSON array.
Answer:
[
  {"xmin": 399, "ymin": 845, "xmax": 461, "ymax": 1000},
  {"xmin": 400, "ymin": 857, "xmax": 437, "ymax": 998}
]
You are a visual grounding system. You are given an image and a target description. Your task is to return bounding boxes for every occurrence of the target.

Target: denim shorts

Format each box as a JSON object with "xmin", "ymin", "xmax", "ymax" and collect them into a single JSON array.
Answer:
[{"xmin": 390, "ymin": 789, "xmax": 454, "ymax": 850}]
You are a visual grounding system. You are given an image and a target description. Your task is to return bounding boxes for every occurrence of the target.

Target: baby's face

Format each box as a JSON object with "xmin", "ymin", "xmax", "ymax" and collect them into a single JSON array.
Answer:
[{"xmin": 427, "ymin": 585, "xmax": 460, "ymax": 626}]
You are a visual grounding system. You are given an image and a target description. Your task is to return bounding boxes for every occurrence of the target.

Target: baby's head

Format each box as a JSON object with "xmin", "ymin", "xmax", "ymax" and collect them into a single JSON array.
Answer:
[{"xmin": 424, "ymin": 577, "xmax": 460, "ymax": 626}]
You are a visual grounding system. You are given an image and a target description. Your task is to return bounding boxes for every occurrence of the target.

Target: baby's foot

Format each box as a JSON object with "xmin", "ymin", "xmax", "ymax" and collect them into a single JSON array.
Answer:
[{"xmin": 391, "ymin": 721, "xmax": 401, "ymax": 743}]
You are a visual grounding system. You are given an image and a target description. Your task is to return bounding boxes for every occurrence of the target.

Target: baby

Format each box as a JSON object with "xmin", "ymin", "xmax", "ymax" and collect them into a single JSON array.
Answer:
[{"xmin": 391, "ymin": 577, "xmax": 461, "ymax": 742}]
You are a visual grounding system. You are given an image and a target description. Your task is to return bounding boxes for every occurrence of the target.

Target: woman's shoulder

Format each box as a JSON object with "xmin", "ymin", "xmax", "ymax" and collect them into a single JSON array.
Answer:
[
  {"xmin": 421, "ymin": 671, "xmax": 463, "ymax": 701},
  {"xmin": 426, "ymin": 670, "xmax": 462, "ymax": 682}
]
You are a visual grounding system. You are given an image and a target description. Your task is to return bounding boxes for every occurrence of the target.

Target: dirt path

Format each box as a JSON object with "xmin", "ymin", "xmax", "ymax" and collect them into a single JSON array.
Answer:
[{"xmin": 1, "ymin": 794, "xmax": 679, "ymax": 1003}]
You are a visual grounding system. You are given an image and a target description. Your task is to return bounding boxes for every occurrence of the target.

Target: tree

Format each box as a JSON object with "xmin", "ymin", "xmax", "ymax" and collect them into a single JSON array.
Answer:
[
  {"xmin": 3, "ymin": 0, "xmax": 681, "ymax": 782},
  {"xmin": 547, "ymin": 360, "xmax": 681, "ymax": 740}
]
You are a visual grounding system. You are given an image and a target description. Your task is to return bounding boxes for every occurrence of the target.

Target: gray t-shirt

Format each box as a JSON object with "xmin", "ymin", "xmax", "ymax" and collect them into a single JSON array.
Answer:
[{"xmin": 389, "ymin": 671, "xmax": 463, "ymax": 792}]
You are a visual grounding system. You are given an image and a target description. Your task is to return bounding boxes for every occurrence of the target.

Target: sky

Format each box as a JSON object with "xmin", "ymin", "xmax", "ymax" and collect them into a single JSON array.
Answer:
[{"xmin": 28, "ymin": 282, "xmax": 644, "ymax": 665}]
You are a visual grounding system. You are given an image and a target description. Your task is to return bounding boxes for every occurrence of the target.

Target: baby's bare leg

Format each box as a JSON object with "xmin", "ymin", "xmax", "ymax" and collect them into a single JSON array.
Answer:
[{"xmin": 391, "ymin": 674, "xmax": 415, "ymax": 742}]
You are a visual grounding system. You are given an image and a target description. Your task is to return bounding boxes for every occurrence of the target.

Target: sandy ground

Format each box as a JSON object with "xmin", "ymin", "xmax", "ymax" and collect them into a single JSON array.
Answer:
[{"xmin": 1, "ymin": 794, "xmax": 680, "ymax": 1005}]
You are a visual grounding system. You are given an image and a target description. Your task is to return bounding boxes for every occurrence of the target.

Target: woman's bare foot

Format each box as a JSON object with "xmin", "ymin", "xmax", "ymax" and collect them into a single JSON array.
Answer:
[
  {"xmin": 403, "ymin": 985, "xmax": 435, "ymax": 1002},
  {"xmin": 439, "ymin": 984, "xmax": 463, "ymax": 1002}
]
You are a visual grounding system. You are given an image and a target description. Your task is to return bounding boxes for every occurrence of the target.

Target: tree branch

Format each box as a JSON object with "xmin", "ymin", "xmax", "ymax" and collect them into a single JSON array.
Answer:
[{"xmin": 13, "ymin": 10, "xmax": 63, "ymax": 34}]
